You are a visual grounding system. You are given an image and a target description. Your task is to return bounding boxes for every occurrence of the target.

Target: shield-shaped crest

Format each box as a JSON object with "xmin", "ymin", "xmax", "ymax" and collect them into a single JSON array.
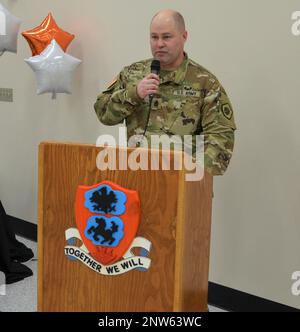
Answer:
[{"xmin": 75, "ymin": 180, "xmax": 141, "ymax": 265}]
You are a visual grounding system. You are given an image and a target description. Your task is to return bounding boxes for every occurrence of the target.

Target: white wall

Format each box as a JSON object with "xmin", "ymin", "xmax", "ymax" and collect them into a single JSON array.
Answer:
[{"xmin": 0, "ymin": 0, "xmax": 300, "ymax": 309}]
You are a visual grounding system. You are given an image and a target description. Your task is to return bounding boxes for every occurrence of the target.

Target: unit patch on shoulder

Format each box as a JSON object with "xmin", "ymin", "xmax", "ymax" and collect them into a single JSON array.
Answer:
[
  {"xmin": 106, "ymin": 77, "xmax": 118, "ymax": 90},
  {"xmin": 221, "ymin": 103, "xmax": 233, "ymax": 120}
]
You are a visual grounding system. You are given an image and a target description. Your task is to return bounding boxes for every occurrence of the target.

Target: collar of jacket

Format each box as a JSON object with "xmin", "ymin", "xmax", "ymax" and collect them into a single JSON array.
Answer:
[{"xmin": 150, "ymin": 53, "xmax": 189, "ymax": 85}]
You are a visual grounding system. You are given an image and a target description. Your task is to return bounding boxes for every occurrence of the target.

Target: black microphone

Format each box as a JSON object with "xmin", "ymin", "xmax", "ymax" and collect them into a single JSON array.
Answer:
[
  {"xmin": 136, "ymin": 60, "xmax": 160, "ymax": 147},
  {"xmin": 149, "ymin": 59, "xmax": 160, "ymax": 102},
  {"xmin": 151, "ymin": 59, "xmax": 160, "ymax": 75}
]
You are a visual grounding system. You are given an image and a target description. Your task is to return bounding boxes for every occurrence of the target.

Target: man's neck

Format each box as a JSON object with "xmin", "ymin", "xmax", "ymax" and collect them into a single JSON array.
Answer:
[{"xmin": 161, "ymin": 52, "xmax": 186, "ymax": 71}]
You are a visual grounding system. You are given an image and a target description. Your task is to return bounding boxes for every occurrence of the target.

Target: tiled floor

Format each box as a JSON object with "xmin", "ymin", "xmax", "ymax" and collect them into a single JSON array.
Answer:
[{"xmin": 0, "ymin": 237, "xmax": 227, "ymax": 312}]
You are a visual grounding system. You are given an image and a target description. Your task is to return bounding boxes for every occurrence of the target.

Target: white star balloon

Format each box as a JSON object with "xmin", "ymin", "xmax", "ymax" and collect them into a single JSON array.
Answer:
[
  {"xmin": 25, "ymin": 39, "xmax": 82, "ymax": 98},
  {"xmin": 0, "ymin": 3, "xmax": 21, "ymax": 55}
]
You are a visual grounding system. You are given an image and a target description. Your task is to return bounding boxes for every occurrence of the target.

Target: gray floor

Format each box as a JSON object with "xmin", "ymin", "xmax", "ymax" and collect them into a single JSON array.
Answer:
[
  {"xmin": 0, "ymin": 237, "xmax": 37, "ymax": 312},
  {"xmin": 0, "ymin": 237, "xmax": 226, "ymax": 312}
]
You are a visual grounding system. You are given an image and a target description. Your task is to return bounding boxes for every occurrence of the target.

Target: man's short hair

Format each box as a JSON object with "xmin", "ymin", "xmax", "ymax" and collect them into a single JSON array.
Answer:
[
  {"xmin": 172, "ymin": 12, "xmax": 186, "ymax": 32},
  {"xmin": 151, "ymin": 10, "xmax": 186, "ymax": 32}
]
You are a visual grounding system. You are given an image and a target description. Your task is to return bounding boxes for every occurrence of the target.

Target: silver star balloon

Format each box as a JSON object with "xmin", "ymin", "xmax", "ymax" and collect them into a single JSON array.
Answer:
[
  {"xmin": 25, "ymin": 39, "xmax": 82, "ymax": 98},
  {"xmin": 0, "ymin": 3, "xmax": 21, "ymax": 55}
]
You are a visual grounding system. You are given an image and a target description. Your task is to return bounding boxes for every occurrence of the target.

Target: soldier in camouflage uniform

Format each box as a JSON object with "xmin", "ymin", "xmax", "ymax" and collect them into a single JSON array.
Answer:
[{"xmin": 94, "ymin": 9, "xmax": 236, "ymax": 176}]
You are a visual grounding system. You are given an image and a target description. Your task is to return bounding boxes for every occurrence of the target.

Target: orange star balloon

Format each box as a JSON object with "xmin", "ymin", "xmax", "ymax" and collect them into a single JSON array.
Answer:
[{"xmin": 22, "ymin": 13, "xmax": 75, "ymax": 56}]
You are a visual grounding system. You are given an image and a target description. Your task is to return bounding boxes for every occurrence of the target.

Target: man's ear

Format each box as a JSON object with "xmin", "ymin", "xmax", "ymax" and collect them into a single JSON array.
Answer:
[{"xmin": 183, "ymin": 30, "xmax": 188, "ymax": 42}]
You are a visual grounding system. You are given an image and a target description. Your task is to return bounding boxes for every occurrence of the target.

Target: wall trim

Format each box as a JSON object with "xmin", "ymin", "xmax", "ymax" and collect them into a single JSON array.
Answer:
[
  {"xmin": 208, "ymin": 282, "xmax": 300, "ymax": 312},
  {"xmin": 10, "ymin": 218, "xmax": 300, "ymax": 312}
]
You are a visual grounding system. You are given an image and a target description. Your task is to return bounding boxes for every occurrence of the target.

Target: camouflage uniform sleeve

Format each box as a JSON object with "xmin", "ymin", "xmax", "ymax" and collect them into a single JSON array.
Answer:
[
  {"xmin": 94, "ymin": 68, "xmax": 143, "ymax": 125},
  {"xmin": 201, "ymin": 80, "xmax": 237, "ymax": 176}
]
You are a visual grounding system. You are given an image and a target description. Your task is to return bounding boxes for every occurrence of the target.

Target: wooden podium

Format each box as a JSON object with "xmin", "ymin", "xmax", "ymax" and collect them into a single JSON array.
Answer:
[{"xmin": 38, "ymin": 142, "xmax": 213, "ymax": 312}]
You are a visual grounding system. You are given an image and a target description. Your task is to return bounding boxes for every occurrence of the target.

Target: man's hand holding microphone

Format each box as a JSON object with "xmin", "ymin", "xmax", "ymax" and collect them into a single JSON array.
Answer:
[{"xmin": 137, "ymin": 60, "xmax": 161, "ymax": 101}]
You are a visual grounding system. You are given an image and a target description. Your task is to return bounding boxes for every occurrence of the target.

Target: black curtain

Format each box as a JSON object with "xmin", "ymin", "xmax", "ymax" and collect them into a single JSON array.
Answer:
[{"xmin": 0, "ymin": 201, "xmax": 34, "ymax": 284}]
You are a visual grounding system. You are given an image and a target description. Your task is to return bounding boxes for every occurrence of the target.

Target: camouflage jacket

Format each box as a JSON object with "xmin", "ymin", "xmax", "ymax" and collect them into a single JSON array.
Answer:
[{"xmin": 94, "ymin": 55, "xmax": 236, "ymax": 175}]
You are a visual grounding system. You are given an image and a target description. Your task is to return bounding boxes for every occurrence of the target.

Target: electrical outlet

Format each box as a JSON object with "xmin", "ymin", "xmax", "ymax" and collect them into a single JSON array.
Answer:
[{"xmin": 0, "ymin": 88, "xmax": 13, "ymax": 102}]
